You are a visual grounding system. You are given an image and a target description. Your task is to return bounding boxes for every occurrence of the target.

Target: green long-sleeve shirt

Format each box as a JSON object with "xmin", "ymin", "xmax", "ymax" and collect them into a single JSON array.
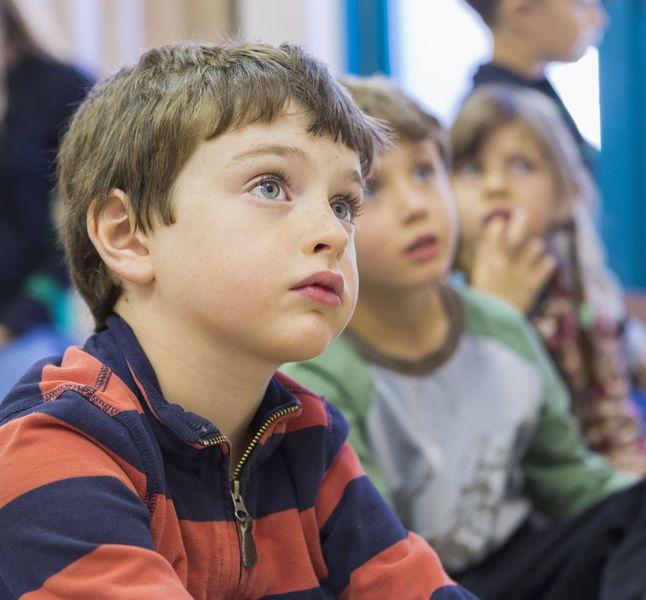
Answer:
[{"xmin": 283, "ymin": 286, "xmax": 633, "ymax": 571}]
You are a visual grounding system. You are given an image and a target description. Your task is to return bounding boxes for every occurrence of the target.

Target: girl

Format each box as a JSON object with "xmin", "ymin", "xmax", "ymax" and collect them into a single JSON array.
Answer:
[{"xmin": 451, "ymin": 84, "xmax": 646, "ymax": 474}]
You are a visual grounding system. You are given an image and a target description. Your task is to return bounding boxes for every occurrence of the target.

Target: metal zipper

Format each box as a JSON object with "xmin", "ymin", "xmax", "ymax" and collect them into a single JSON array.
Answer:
[{"xmin": 199, "ymin": 404, "xmax": 300, "ymax": 572}]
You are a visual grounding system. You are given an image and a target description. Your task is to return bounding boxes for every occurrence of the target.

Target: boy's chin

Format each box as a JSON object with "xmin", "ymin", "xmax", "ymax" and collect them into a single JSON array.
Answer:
[{"xmin": 277, "ymin": 332, "xmax": 339, "ymax": 365}]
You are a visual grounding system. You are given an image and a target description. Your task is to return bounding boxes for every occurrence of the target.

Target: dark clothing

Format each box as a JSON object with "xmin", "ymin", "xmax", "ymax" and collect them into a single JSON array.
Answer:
[
  {"xmin": 1, "ymin": 54, "xmax": 93, "ymax": 334},
  {"xmin": 454, "ymin": 480, "xmax": 646, "ymax": 600},
  {"xmin": 472, "ymin": 62, "xmax": 598, "ymax": 173}
]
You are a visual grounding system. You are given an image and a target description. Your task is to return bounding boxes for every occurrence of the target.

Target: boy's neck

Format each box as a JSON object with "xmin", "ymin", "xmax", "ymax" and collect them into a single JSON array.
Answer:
[
  {"xmin": 491, "ymin": 32, "xmax": 546, "ymax": 80},
  {"xmin": 118, "ymin": 308, "xmax": 275, "ymax": 468},
  {"xmin": 349, "ymin": 282, "xmax": 451, "ymax": 362}
]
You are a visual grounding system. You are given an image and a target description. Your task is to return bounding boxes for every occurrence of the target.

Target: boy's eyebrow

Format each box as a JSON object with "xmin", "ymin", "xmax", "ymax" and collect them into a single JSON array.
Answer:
[
  {"xmin": 231, "ymin": 143, "xmax": 364, "ymax": 185},
  {"xmin": 230, "ymin": 144, "xmax": 309, "ymax": 163}
]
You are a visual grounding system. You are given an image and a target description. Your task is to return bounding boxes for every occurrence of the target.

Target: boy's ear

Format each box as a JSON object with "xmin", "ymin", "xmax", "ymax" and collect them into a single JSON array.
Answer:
[
  {"xmin": 499, "ymin": 0, "xmax": 536, "ymax": 31},
  {"xmin": 87, "ymin": 189, "xmax": 155, "ymax": 286}
]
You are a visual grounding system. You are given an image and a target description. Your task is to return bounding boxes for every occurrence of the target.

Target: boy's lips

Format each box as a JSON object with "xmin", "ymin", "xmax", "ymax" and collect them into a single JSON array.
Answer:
[
  {"xmin": 405, "ymin": 233, "xmax": 440, "ymax": 261},
  {"xmin": 483, "ymin": 208, "xmax": 512, "ymax": 227},
  {"xmin": 290, "ymin": 271, "xmax": 344, "ymax": 307}
]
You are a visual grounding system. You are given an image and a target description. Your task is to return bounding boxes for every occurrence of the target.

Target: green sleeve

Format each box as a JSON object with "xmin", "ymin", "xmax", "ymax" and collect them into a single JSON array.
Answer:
[
  {"xmin": 281, "ymin": 337, "xmax": 392, "ymax": 501},
  {"xmin": 520, "ymin": 324, "xmax": 635, "ymax": 520}
]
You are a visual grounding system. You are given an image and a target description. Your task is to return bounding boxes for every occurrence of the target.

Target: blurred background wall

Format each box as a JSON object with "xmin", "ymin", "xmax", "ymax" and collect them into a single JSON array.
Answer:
[{"xmin": 10, "ymin": 0, "xmax": 645, "ymax": 293}]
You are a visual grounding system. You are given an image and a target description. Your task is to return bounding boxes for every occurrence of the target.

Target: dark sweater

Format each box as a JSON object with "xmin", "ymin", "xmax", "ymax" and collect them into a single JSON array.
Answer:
[{"xmin": 1, "ymin": 54, "xmax": 93, "ymax": 334}]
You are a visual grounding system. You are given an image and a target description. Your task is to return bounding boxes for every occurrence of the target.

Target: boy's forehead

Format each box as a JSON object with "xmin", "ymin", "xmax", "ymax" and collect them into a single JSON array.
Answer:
[{"xmin": 193, "ymin": 109, "xmax": 364, "ymax": 180}]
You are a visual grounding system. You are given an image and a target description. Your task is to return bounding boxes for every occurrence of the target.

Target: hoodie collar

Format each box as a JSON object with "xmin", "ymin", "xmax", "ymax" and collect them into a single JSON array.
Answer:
[{"xmin": 84, "ymin": 315, "xmax": 301, "ymax": 455}]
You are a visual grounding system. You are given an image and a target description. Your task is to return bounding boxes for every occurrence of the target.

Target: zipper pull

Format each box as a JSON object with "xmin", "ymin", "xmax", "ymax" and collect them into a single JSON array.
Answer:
[{"xmin": 230, "ymin": 479, "xmax": 257, "ymax": 569}]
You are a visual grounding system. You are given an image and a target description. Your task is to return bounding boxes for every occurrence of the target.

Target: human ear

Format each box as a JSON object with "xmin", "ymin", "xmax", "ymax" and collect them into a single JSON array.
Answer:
[
  {"xmin": 552, "ymin": 184, "xmax": 577, "ymax": 226},
  {"xmin": 500, "ymin": 0, "xmax": 536, "ymax": 31},
  {"xmin": 87, "ymin": 189, "xmax": 155, "ymax": 285}
]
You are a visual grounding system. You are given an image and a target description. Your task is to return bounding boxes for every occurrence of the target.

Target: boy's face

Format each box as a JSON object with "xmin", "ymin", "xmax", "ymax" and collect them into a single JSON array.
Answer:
[
  {"xmin": 527, "ymin": 0, "xmax": 608, "ymax": 62},
  {"xmin": 451, "ymin": 120, "xmax": 562, "ymax": 271},
  {"xmin": 353, "ymin": 138, "xmax": 457, "ymax": 292},
  {"xmin": 144, "ymin": 105, "xmax": 363, "ymax": 364}
]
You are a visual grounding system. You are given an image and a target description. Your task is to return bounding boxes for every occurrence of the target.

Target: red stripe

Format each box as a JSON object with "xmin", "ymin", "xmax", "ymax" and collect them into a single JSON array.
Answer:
[
  {"xmin": 21, "ymin": 544, "xmax": 192, "ymax": 599},
  {"xmin": 250, "ymin": 507, "xmax": 328, "ymax": 597},
  {"xmin": 0, "ymin": 412, "xmax": 146, "ymax": 508},
  {"xmin": 315, "ymin": 442, "xmax": 364, "ymax": 529},
  {"xmin": 178, "ymin": 519, "xmax": 240, "ymax": 597},
  {"xmin": 39, "ymin": 347, "xmax": 143, "ymax": 415},
  {"xmin": 339, "ymin": 532, "xmax": 458, "ymax": 600}
]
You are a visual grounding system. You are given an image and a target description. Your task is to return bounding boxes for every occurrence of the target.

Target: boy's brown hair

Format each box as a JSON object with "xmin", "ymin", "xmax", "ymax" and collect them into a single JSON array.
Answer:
[
  {"xmin": 463, "ymin": 0, "xmax": 499, "ymax": 26},
  {"xmin": 56, "ymin": 42, "xmax": 389, "ymax": 330},
  {"xmin": 340, "ymin": 75, "xmax": 450, "ymax": 165}
]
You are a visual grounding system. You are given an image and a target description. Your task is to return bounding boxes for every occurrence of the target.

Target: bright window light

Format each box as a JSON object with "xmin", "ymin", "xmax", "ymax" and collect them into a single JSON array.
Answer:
[{"xmin": 393, "ymin": 0, "xmax": 601, "ymax": 148}]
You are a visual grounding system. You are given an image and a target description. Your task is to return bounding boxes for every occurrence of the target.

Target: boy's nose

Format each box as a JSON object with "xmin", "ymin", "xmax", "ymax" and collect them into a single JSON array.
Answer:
[
  {"xmin": 304, "ymin": 202, "xmax": 351, "ymax": 257},
  {"xmin": 399, "ymin": 188, "xmax": 430, "ymax": 223}
]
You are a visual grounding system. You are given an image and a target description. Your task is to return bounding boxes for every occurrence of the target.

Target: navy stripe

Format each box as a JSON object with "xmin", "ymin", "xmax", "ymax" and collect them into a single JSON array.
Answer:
[
  {"xmin": 319, "ymin": 475, "xmax": 408, "ymax": 595},
  {"xmin": 431, "ymin": 586, "xmax": 480, "ymax": 600},
  {"xmin": 248, "ymin": 426, "xmax": 327, "ymax": 517},
  {"xmin": 0, "ymin": 476, "xmax": 155, "ymax": 597},
  {"xmin": 164, "ymin": 448, "xmax": 232, "ymax": 521}
]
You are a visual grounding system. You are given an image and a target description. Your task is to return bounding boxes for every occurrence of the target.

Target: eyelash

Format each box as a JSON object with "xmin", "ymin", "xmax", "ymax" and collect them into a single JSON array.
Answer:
[
  {"xmin": 252, "ymin": 170, "xmax": 364, "ymax": 222},
  {"xmin": 254, "ymin": 170, "xmax": 289, "ymax": 193},
  {"xmin": 334, "ymin": 194, "xmax": 364, "ymax": 222}
]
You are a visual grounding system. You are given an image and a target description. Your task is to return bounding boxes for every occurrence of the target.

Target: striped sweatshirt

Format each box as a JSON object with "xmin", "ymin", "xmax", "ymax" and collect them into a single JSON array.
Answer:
[{"xmin": 0, "ymin": 315, "xmax": 476, "ymax": 599}]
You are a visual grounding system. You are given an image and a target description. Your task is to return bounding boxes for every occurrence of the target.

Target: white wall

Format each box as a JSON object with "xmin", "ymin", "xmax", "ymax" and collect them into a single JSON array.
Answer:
[
  {"xmin": 237, "ymin": 0, "xmax": 346, "ymax": 73},
  {"xmin": 393, "ymin": 0, "xmax": 601, "ymax": 147}
]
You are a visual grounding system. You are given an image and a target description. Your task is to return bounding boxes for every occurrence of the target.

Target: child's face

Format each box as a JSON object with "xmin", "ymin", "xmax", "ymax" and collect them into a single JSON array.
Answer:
[
  {"xmin": 354, "ymin": 138, "xmax": 457, "ymax": 292},
  {"xmin": 529, "ymin": 0, "xmax": 608, "ymax": 63},
  {"xmin": 145, "ymin": 104, "xmax": 363, "ymax": 363},
  {"xmin": 451, "ymin": 121, "xmax": 562, "ymax": 270}
]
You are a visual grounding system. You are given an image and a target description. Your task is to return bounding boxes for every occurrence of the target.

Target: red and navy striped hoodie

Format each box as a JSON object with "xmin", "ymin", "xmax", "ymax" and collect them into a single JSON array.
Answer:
[{"xmin": 0, "ymin": 315, "xmax": 476, "ymax": 599}]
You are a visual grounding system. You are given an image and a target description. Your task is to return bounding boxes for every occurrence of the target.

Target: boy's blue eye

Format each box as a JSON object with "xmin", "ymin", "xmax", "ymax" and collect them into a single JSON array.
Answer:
[
  {"xmin": 457, "ymin": 161, "xmax": 481, "ymax": 178},
  {"xmin": 364, "ymin": 180, "xmax": 379, "ymax": 197},
  {"xmin": 331, "ymin": 197, "xmax": 361, "ymax": 223},
  {"xmin": 332, "ymin": 202, "xmax": 349, "ymax": 220},
  {"xmin": 258, "ymin": 180, "xmax": 282, "ymax": 199},
  {"xmin": 413, "ymin": 163, "xmax": 434, "ymax": 182},
  {"xmin": 250, "ymin": 175, "xmax": 288, "ymax": 201}
]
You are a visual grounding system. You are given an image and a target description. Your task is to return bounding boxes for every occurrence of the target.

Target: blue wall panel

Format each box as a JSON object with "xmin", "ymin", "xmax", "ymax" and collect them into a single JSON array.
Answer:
[{"xmin": 598, "ymin": 1, "xmax": 646, "ymax": 289}]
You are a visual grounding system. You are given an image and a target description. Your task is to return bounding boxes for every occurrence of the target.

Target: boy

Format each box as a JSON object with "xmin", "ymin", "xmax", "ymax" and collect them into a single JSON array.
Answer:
[
  {"xmin": 464, "ymin": 0, "xmax": 608, "ymax": 171},
  {"xmin": 0, "ymin": 43, "xmax": 476, "ymax": 599},
  {"xmin": 284, "ymin": 76, "xmax": 646, "ymax": 600}
]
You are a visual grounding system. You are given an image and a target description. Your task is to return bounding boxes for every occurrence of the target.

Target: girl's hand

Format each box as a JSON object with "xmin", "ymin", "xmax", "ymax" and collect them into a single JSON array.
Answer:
[{"xmin": 469, "ymin": 209, "xmax": 556, "ymax": 313}]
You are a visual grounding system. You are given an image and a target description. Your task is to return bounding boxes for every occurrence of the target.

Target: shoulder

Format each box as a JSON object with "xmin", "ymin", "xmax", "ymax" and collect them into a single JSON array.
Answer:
[
  {"xmin": 0, "ymin": 347, "xmax": 152, "ymax": 501},
  {"xmin": 456, "ymin": 286, "xmax": 547, "ymax": 365}
]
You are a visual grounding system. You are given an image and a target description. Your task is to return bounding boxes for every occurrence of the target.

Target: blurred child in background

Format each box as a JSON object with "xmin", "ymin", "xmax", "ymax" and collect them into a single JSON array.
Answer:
[
  {"xmin": 465, "ymin": 0, "xmax": 608, "ymax": 172},
  {"xmin": 451, "ymin": 84, "xmax": 646, "ymax": 475},
  {"xmin": 0, "ymin": 0, "xmax": 93, "ymax": 398},
  {"xmin": 284, "ymin": 76, "xmax": 646, "ymax": 600}
]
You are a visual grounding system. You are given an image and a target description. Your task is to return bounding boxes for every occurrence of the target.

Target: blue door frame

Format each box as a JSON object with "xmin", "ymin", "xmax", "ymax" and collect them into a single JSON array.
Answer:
[
  {"xmin": 345, "ymin": 0, "xmax": 391, "ymax": 75},
  {"xmin": 593, "ymin": 1, "xmax": 645, "ymax": 289}
]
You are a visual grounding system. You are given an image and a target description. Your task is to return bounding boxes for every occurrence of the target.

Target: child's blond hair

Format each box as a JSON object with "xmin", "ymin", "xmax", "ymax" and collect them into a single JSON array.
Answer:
[
  {"xmin": 340, "ymin": 75, "xmax": 450, "ymax": 166},
  {"xmin": 56, "ymin": 42, "xmax": 389, "ymax": 330},
  {"xmin": 451, "ymin": 84, "xmax": 624, "ymax": 321}
]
